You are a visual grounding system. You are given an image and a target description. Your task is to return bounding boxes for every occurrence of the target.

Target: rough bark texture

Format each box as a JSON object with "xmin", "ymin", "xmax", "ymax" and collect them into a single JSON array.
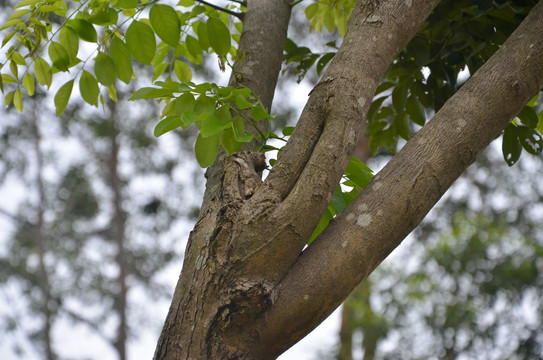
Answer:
[
  {"xmin": 155, "ymin": 0, "xmax": 543, "ymax": 359},
  {"xmin": 266, "ymin": 2, "xmax": 543, "ymax": 356},
  {"xmin": 154, "ymin": 1, "xmax": 292, "ymax": 359}
]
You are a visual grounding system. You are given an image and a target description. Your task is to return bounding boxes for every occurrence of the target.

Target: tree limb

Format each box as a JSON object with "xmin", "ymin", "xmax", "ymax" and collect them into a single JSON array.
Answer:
[
  {"xmin": 262, "ymin": 2, "xmax": 543, "ymax": 357},
  {"xmin": 246, "ymin": 0, "xmax": 441, "ymax": 286}
]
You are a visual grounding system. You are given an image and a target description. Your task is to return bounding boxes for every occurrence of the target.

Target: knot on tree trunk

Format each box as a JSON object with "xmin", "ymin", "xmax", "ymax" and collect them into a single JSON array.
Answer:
[{"xmin": 222, "ymin": 151, "xmax": 266, "ymax": 202}]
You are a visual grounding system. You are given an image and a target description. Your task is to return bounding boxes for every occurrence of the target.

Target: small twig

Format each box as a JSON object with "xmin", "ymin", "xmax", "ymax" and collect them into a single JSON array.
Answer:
[{"xmin": 195, "ymin": 0, "xmax": 244, "ymax": 19}]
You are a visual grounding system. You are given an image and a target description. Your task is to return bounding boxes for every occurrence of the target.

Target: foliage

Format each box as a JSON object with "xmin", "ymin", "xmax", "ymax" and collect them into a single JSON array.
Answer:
[
  {"xmin": 0, "ymin": 0, "xmax": 262, "ymax": 168},
  {"xmin": 293, "ymin": 0, "xmax": 543, "ymax": 163}
]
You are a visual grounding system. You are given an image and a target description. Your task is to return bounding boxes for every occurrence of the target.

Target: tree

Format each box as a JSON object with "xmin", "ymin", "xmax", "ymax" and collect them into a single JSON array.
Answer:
[{"xmin": 1, "ymin": 0, "xmax": 543, "ymax": 359}]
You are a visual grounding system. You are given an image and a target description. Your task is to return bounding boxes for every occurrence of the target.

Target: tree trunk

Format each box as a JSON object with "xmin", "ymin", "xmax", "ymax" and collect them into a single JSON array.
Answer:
[
  {"xmin": 107, "ymin": 103, "xmax": 129, "ymax": 360},
  {"xmin": 31, "ymin": 106, "xmax": 57, "ymax": 360},
  {"xmin": 155, "ymin": 1, "xmax": 543, "ymax": 359}
]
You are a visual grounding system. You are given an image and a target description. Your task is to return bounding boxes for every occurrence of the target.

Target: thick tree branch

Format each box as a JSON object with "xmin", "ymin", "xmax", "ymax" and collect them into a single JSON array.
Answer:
[
  {"xmin": 243, "ymin": 0, "xmax": 440, "ymax": 284},
  {"xmin": 263, "ymin": 2, "xmax": 543, "ymax": 357}
]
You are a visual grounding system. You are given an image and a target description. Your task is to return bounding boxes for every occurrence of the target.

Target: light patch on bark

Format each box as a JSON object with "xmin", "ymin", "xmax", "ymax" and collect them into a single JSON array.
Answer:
[
  {"xmin": 387, "ymin": 33, "xmax": 393, "ymax": 39},
  {"xmin": 342, "ymin": 241, "xmax": 348, "ymax": 248},
  {"xmin": 456, "ymin": 118, "xmax": 467, "ymax": 132},
  {"xmin": 195, "ymin": 254, "xmax": 205, "ymax": 270},
  {"xmin": 357, "ymin": 203, "xmax": 368, "ymax": 211},
  {"xmin": 357, "ymin": 97, "xmax": 366, "ymax": 108},
  {"xmin": 365, "ymin": 15, "xmax": 381, "ymax": 23},
  {"xmin": 377, "ymin": 209, "xmax": 383, "ymax": 216},
  {"xmin": 348, "ymin": 130, "xmax": 357, "ymax": 146},
  {"xmin": 372, "ymin": 35, "xmax": 377, "ymax": 42},
  {"xmin": 303, "ymin": 294, "xmax": 310, "ymax": 300},
  {"xmin": 372, "ymin": 181, "xmax": 383, "ymax": 190},
  {"xmin": 405, "ymin": 0, "xmax": 412, "ymax": 8},
  {"xmin": 417, "ymin": 136, "xmax": 427, "ymax": 145},
  {"xmin": 357, "ymin": 213, "xmax": 372, "ymax": 227},
  {"xmin": 346, "ymin": 213, "xmax": 355, "ymax": 221}
]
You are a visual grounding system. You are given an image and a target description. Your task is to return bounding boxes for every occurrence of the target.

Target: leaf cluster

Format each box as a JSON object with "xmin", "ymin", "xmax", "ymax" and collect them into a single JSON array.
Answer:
[{"xmin": 130, "ymin": 79, "xmax": 272, "ymax": 167}]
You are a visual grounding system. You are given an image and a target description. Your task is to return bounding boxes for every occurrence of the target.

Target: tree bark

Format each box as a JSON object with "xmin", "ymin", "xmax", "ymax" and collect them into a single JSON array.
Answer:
[
  {"xmin": 155, "ymin": 0, "xmax": 543, "ymax": 359},
  {"xmin": 263, "ymin": 2, "xmax": 543, "ymax": 356}
]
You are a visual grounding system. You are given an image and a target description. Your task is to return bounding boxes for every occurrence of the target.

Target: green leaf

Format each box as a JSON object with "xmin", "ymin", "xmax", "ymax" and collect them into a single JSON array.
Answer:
[
  {"xmin": 392, "ymin": 84, "xmax": 408, "ymax": 112},
  {"xmin": 150, "ymin": 4, "xmax": 180, "ymax": 46},
  {"xmin": 518, "ymin": 126, "xmax": 543, "ymax": 155},
  {"xmin": 48, "ymin": 42, "xmax": 70, "ymax": 71},
  {"xmin": 126, "ymin": 21, "xmax": 156, "ymax": 65},
  {"xmin": 502, "ymin": 124, "xmax": 521, "ymax": 166},
  {"xmin": 181, "ymin": 110, "xmax": 199, "ymax": 127},
  {"xmin": 406, "ymin": 95, "xmax": 426, "ymax": 126},
  {"xmin": 345, "ymin": 156, "xmax": 373, "ymax": 189},
  {"xmin": 66, "ymin": 19, "xmax": 97, "ymax": 43},
  {"xmin": 194, "ymin": 95, "xmax": 216, "ymax": 114},
  {"xmin": 129, "ymin": 87, "xmax": 175, "ymax": 100},
  {"xmin": 174, "ymin": 60, "xmax": 192, "ymax": 82},
  {"xmin": 154, "ymin": 115, "xmax": 183, "ymax": 136},
  {"xmin": 152, "ymin": 62, "xmax": 168, "ymax": 81},
  {"xmin": 232, "ymin": 117, "xmax": 253, "ymax": 142},
  {"xmin": 59, "ymin": 26, "xmax": 79, "ymax": 60},
  {"xmin": 367, "ymin": 96, "xmax": 387, "ymax": 123},
  {"xmin": 0, "ymin": 19, "xmax": 23, "ymax": 31},
  {"xmin": 110, "ymin": 38, "xmax": 133, "ymax": 84},
  {"xmin": 200, "ymin": 113, "xmax": 227, "ymax": 137},
  {"xmin": 214, "ymin": 106, "xmax": 232, "ymax": 125},
  {"xmin": 54, "ymin": 79, "xmax": 74, "ymax": 116},
  {"xmin": 537, "ymin": 109, "xmax": 543, "ymax": 134},
  {"xmin": 10, "ymin": 51, "xmax": 25, "ymax": 65},
  {"xmin": 250, "ymin": 106, "xmax": 269, "ymax": 121},
  {"xmin": 235, "ymin": 94, "xmax": 251, "ymax": 109},
  {"xmin": 2, "ymin": 30, "xmax": 17, "ymax": 48},
  {"xmin": 331, "ymin": 189, "xmax": 346, "ymax": 214},
  {"xmin": 308, "ymin": 207, "xmax": 333, "ymax": 245},
  {"xmin": 22, "ymin": 73, "xmax": 35, "ymax": 96},
  {"xmin": 4, "ymin": 91, "xmax": 14, "ymax": 106},
  {"xmin": 116, "ymin": 0, "xmax": 138, "ymax": 8},
  {"xmin": 282, "ymin": 126, "xmax": 294, "ymax": 136},
  {"xmin": 517, "ymin": 106, "xmax": 538, "ymax": 128},
  {"xmin": 89, "ymin": 8, "xmax": 118, "ymax": 26},
  {"xmin": 15, "ymin": 0, "xmax": 41, "ymax": 9},
  {"xmin": 178, "ymin": 0, "xmax": 195, "ymax": 6},
  {"xmin": 94, "ymin": 52, "xmax": 116, "ymax": 86},
  {"xmin": 316, "ymin": 52, "xmax": 335, "ymax": 75},
  {"xmin": 195, "ymin": 21, "xmax": 209, "ymax": 51},
  {"xmin": 220, "ymin": 129, "xmax": 242, "ymax": 154},
  {"xmin": 34, "ymin": 57, "xmax": 52, "ymax": 88},
  {"xmin": 206, "ymin": 18, "xmax": 230, "ymax": 56},
  {"xmin": 10, "ymin": 61, "xmax": 18, "ymax": 79},
  {"xmin": 13, "ymin": 88, "xmax": 23, "ymax": 112},
  {"xmin": 80, "ymin": 70, "xmax": 99, "ymax": 106},
  {"xmin": 185, "ymin": 35, "xmax": 203, "ymax": 63},
  {"xmin": 195, "ymin": 133, "xmax": 219, "ymax": 167},
  {"xmin": 394, "ymin": 112, "xmax": 411, "ymax": 140},
  {"xmin": 173, "ymin": 92, "xmax": 195, "ymax": 114}
]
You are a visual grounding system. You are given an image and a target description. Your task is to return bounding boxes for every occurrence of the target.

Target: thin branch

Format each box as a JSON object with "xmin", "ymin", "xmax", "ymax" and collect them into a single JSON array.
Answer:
[
  {"xmin": 228, "ymin": 0, "xmax": 247, "ymax": 6},
  {"xmin": 195, "ymin": 0, "xmax": 244, "ymax": 19}
]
